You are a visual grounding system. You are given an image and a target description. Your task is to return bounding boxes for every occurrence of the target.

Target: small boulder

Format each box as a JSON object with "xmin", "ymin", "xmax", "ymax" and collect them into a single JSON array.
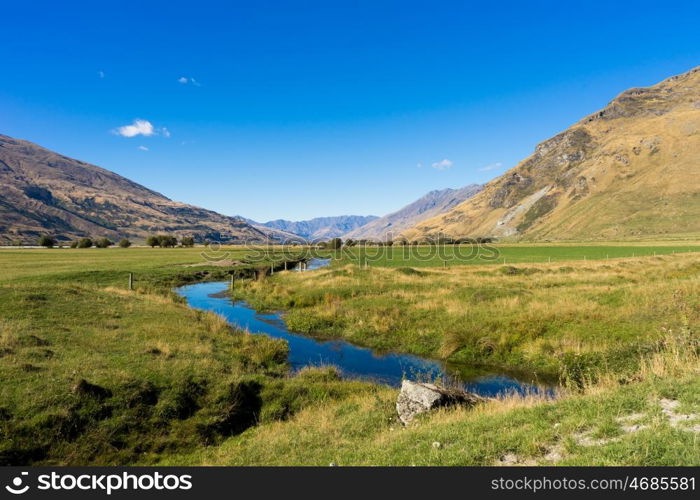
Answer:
[{"xmin": 396, "ymin": 380, "xmax": 486, "ymax": 425}]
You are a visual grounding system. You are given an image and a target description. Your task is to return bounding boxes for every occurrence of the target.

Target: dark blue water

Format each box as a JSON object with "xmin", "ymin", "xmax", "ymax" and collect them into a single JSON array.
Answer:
[{"xmin": 176, "ymin": 261, "xmax": 556, "ymax": 398}]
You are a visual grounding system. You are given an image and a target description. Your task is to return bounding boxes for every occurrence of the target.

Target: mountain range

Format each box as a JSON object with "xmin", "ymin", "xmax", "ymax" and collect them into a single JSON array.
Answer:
[
  {"xmin": 344, "ymin": 184, "xmax": 482, "ymax": 241},
  {"xmin": 248, "ymin": 215, "xmax": 379, "ymax": 241},
  {"xmin": 402, "ymin": 66, "xmax": 700, "ymax": 241},
  {"xmin": 2, "ymin": 66, "xmax": 700, "ymax": 245}
]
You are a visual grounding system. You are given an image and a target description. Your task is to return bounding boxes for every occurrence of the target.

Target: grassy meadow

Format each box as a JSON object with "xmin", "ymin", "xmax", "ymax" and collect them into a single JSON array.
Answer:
[
  {"xmin": 235, "ymin": 249, "xmax": 700, "ymax": 377},
  {"xmin": 0, "ymin": 246, "xmax": 316, "ymax": 287},
  {"xmin": 332, "ymin": 242, "xmax": 700, "ymax": 268},
  {"xmin": 0, "ymin": 244, "xmax": 698, "ymax": 465}
]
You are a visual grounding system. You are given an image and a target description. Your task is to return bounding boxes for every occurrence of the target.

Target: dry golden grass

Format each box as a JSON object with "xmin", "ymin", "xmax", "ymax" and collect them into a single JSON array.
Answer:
[{"xmin": 235, "ymin": 253, "xmax": 700, "ymax": 376}]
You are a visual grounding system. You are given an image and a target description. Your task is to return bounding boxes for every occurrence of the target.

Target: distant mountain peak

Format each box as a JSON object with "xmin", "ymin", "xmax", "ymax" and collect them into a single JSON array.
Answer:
[
  {"xmin": 253, "ymin": 215, "xmax": 379, "ymax": 240},
  {"xmin": 345, "ymin": 184, "xmax": 482, "ymax": 240}
]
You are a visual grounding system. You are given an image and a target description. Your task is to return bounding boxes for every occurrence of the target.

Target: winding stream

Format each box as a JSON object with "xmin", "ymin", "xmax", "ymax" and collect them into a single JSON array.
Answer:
[{"xmin": 177, "ymin": 259, "xmax": 556, "ymax": 398}]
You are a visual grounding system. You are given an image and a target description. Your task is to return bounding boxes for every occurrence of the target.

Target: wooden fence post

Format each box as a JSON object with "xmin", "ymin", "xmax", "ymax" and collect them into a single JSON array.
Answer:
[{"xmin": 128, "ymin": 272, "xmax": 133, "ymax": 291}]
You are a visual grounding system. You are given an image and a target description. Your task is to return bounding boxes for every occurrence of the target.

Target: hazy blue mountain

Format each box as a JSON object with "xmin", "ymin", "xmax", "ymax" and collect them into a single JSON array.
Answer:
[
  {"xmin": 248, "ymin": 215, "xmax": 379, "ymax": 241},
  {"xmin": 345, "ymin": 184, "xmax": 483, "ymax": 240}
]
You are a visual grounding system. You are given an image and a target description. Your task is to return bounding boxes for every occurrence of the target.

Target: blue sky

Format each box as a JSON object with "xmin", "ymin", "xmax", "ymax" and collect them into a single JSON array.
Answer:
[{"xmin": 1, "ymin": 1, "xmax": 699, "ymax": 221}]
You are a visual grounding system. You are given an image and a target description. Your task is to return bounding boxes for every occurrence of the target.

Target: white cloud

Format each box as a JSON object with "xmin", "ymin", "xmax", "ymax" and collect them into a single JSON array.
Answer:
[
  {"xmin": 98, "ymin": 70, "xmax": 105, "ymax": 79},
  {"xmin": 138, "ymin": 146, "xmax": 149, "ymax": 151},
  {"xmin": 479, "ymin": 162, "xmax": 502, "ymax": 172},
  {"xmin": 178, "ymin": 76, "xmax": 201, "ymax": 86},
  {"xmin": 113, "ymin": 120, "xmax": 171, "ymax": 139},
  {"xmin": 431, "ymin": 158, "xmax": 453, "ymax": 170},
  {"xmin": 114, "ymin": 119, "xmax": 155, "ymax": 138},
  {"xmin": 416, "ymin": 162, "xmax": 424, "ymax": 169}
]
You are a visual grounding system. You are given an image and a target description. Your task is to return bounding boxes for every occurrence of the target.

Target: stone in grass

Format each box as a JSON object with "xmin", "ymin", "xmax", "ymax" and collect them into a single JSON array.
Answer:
[{"xmin": 396, "ymin": 380, "xmax": 486, "ymax": 425}]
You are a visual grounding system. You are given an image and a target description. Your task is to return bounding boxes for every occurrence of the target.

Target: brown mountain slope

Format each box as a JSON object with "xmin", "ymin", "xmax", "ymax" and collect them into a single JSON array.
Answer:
[
  {"xmin": 0, "ymin": 134, "xmax": 269, "ymax": 244},
  {"xmin": 402, "ymin": 66, "xmax": 700, "ymax": 241}
]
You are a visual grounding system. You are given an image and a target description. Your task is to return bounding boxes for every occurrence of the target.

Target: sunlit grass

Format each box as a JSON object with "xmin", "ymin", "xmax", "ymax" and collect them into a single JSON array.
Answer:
[
  {"xmin": 0, "ymin": 244, "xmax": 697, "ymax": 465},
  {"xmin": 233, "ymin": 253, "xmax": 700, "ymax": 376}
]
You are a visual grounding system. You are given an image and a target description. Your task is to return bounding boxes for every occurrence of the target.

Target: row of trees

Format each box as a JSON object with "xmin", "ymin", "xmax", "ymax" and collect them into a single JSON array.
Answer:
[
  {"xmin": 145, "ymin": 235, "xmax": 195, "ymax": 248},
  {"xmin": 37, "ymin": 236, "xmax": 127, "ymax": 248},
  {"xmin": 317, "ymin": 236, "xmax": 495, "ymax": 249},
  {"xmin": 37, "ymin": 234, "xmax": 494, "ymax": 249},
  {"xmin": 37, "ymin": 234, "xmax": 196, "ymax": 248},
  {"xmin": 67, "ymin": 237, "xmax": 132, "ymax": 249}
]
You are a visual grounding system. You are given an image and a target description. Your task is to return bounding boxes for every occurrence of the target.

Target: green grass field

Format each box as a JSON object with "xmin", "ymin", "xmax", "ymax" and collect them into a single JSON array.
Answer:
[
  {"xmin": 331, "ymin": 243, "xmax": 700, "ymax": 268},
  {"xmin": 0, "ymin": 246, "xmax": 326, "ymax": 287},
  {"xmin": 0, "ymin": 244, "xmax": 697, "ymax": 465}
]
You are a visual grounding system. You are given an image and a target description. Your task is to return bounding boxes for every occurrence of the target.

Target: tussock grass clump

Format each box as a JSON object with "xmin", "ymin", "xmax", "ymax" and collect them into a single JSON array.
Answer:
[{"xmin": 395, "ymin": 267, "xmax": 426, "ymax": 276}]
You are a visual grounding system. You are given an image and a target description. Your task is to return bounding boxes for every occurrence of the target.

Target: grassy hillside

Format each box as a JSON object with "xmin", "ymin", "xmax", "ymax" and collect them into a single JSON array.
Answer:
[{"xmin": 402, "ymin": 66, "xmax": 700, "ymax": 241}]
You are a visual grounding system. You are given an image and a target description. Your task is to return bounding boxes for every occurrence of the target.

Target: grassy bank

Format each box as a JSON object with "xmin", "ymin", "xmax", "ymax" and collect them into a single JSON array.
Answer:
[
  {"xmin": 165, "ymin": 371, "xmax": 700, "ymax": 466},
  {"xmin": 0, "ymin": 246, "xmax": 362, "ymax": 465},
  {"xmin": 233, "ymin": 253, "xmax": 700, "ymax": 377},
  {"xmin": 165, "ymin": 304, "xmax": 700, "ymax": 466}
]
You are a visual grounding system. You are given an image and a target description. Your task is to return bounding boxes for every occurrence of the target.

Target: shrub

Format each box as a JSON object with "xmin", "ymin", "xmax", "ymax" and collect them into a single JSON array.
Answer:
[
  {"xmin": 69, "ymin": 241, "xmax": 79, "ymax": 248},
  {"xmin": 158, "ymin": 235, "xmax": 178, "ymax": 248},
  {"xmin": 118, "ymin": 238, "xmax": 132, "ymax": 248},
  {"xmin": 181, "ymin": 237, "xmax": 195, "ymax": 247},
  {"xmin": 77, "ymin": 238, "xmax": 93, "ymax": 249},
  {"xmin": 95, "ymin": 238, "xmax": 113, "ymax": 248},
  {"xmin": 146, "ymin": 236, "xmax": 159, "ymax": 248},
  {"xmin": 38, "ymin": 235, "xmax": 56, "ymax": 248}
]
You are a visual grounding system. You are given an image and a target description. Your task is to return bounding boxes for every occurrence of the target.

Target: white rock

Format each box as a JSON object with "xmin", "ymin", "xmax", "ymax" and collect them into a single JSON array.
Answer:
[{"xmin": 396, "ymin": 380, "xmax": 486, "ymax": 425}]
